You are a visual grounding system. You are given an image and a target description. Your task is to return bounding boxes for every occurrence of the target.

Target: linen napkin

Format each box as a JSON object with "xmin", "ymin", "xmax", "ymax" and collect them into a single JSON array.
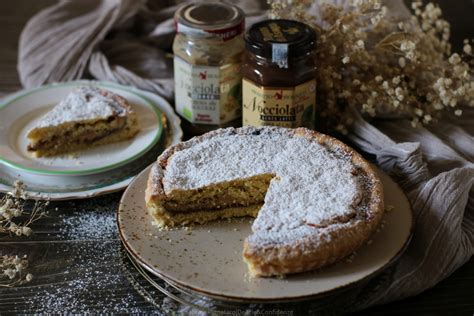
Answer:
[{"xmin": 17, "ymin": 0, "xmax": 473, "ymax": 311}]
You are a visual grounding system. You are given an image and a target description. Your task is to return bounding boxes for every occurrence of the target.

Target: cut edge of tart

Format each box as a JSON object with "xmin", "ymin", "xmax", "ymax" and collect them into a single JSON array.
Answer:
[
  {"xmin": 145, "ymin": 126, "xmax": 384, "ymax": 277},
  {"xmin": 26, "ymin": 86, "xmax": 140, "ymax": 157}
]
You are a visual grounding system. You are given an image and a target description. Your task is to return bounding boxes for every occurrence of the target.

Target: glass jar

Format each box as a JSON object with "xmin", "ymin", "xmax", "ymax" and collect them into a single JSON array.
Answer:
[
  {"xmin": 242, "ymin": 19, "xmax": 317, "ymax": 129},
  {"xmin": 173, "ymin": 2, "xmax": 245, "ymax": 136}
]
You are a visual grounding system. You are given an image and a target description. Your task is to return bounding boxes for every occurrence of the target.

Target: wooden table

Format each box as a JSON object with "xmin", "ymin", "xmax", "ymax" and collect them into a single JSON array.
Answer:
[{"xmin": 1, "ymin": 1, "xmax": 473, "ymax": 314}]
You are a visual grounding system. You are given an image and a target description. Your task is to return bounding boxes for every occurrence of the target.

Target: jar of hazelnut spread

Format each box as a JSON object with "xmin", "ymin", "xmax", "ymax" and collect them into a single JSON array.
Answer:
[
  {"xmin": 173, "ymin": 2, "xmax": 245, "ymax": 135},
  {"xmin": 242, "ymin": 20, "xmax": 317, "ymax": 129}
]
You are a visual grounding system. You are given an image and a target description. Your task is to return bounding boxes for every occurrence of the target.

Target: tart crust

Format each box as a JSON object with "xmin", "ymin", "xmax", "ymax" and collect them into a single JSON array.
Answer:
[{"xmin": 145, "ymin": 127, "xmax": 384, "ymax": 277}]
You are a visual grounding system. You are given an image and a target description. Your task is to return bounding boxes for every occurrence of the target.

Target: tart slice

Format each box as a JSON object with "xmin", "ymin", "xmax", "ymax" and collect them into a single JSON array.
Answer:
[{"xmin": 27, "ymin": 86, "xmax": 140, "ymax": 157}]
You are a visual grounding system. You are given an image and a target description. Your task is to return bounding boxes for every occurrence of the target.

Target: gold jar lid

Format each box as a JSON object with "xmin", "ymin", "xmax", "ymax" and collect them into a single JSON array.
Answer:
[{"xmin": 175, "ymin": 2, "xmax": 245, "ymax": 41}]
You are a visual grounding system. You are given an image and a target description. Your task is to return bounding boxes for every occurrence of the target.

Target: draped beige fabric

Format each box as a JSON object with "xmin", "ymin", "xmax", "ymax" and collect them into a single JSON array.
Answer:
[{"xmin": 18, "ymin": 0, "xmax": 267, "ymax": 100}]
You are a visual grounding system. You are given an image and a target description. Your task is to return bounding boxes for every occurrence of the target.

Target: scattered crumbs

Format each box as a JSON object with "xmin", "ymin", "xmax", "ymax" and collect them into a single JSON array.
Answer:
[
  {"xmin": 367, "ymin": 239, "xmax": 373, "ymax": 245},
  {"xmin": 385, "ymin": 205, "xmax": 395, "ymax": 212},
  {"xmin": 345, "ymin": 251, "xmax": 357, "ymax": 263},
  {"xmin": 233, "ymin": 228, "xmax": 239, "ymax": 232}
]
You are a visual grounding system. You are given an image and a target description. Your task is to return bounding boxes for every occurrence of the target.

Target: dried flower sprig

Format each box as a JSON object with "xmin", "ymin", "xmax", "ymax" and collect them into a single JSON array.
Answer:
[
  {"xmin": 268, "ymin": 0, "xmax": 473, "ymax": 130},
  {"xmin": 0, "ymin": 255, "xmax": 33, "ymax": 288},
  {"xmin": 0, "ymin": 181, "xmax": 49, "ymax": 237},
  {"xmin": 1, "ymin": 181, "xmax": 49, "ymax": 287}
]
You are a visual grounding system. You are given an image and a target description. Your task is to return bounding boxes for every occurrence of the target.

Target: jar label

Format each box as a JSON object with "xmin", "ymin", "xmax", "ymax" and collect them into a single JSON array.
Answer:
[
  {"xmin": 174, "ymin": 57, "xmax": 242, "ymax": 125},
  {"xmin": 242, "ymin": 79, "xmax": 316, "ymax": 128}
]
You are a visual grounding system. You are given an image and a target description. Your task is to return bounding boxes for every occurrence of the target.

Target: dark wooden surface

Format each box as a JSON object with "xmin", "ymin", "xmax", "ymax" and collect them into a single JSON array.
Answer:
[{"xmin": 0, "ymin": 1, "xmax": 473, "ymax": 315}]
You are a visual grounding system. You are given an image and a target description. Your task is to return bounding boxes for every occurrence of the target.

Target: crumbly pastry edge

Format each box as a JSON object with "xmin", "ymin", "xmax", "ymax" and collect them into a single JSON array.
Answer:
[
  {"xmin": 27, "ymin": 89, "xmax": 140, "ymax": 157},
  {"xmin": 145, "ymin": 126, "xmax": 384, "ymax": 277}
]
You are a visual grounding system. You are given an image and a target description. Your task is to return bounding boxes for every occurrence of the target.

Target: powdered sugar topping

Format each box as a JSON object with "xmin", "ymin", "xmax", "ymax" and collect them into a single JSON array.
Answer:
[
  {"xmin": 36, "ymin": 86, "xmax": 126, "ymax": 128},
  {"xmin": 163, "ymin": 127, "xmax": 362, "ymax": 244}
]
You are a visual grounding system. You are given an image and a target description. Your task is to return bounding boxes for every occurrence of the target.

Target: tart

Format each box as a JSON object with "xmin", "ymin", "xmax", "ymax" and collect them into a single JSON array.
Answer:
[
  {"xmin": 145, "ymin": 126, "xmax": 384, "ymax": 277},
  {"xmin": 27, "ymin": 86, "xmax": 140, "ymax": 157}
]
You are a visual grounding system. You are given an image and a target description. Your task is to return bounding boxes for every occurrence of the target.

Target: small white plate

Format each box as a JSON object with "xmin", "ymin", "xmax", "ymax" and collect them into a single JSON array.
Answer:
[
  {"xmin": 118, "ymin": 165, "xmax": 413, "ymax": 302},
  {"xmin": 0, "ymin": 84, "xmax": 183, "ymax": 200},
  {"xmin": 0, "ymin": 81, "xmax": 162, "ymax": 176}
]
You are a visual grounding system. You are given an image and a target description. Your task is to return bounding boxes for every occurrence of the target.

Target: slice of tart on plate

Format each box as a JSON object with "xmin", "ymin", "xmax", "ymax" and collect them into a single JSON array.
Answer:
[{"xmin": 26, "ymin": 86, "xmax": 140, "ymax": 157}]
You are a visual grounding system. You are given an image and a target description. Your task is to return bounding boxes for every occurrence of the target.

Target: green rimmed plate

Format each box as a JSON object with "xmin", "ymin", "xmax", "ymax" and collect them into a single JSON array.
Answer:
[
  {"xmin": 0, "ymin": 81, "xmax": 182, "ymax": 200},
  {"xmin": 0, "ymin": 81, "xmax": 163, "ymax": 176}
]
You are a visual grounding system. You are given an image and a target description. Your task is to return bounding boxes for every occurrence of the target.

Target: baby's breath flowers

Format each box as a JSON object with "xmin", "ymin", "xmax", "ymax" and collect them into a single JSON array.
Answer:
[
  {"xmin": 0, "ymin": 181, "xmax": 48, "ymax": 236},
  {"xmin": 1, "ymin": 181, "xmax": 48, "ymax": 287},
  {"xmin": 0, "ymin": 255, "xmax": 33, "ymax": 288},
  {"xmin": 268, "ymin": 0, "xmax": 473, "ymax": 130}
]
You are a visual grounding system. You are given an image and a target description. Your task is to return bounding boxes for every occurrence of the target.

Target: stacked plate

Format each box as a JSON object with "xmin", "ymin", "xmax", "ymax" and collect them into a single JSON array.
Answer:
[
  {"xmin": 117, "ymin": 164, "xmax": 413, "ymax": 310},
  {"xmin": 0, "ymin": 81, "xmax": 182, "ymax": 200}
]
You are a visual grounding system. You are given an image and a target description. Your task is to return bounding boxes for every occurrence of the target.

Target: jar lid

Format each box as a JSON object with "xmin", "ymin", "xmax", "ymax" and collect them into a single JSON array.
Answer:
[
  {"xmin": 175, "ymin": 2, "xmax": 245, "ymax": 41},
  {"xmin": 245, "ymin": 19, "xmax": 316, "ymax": 68}
]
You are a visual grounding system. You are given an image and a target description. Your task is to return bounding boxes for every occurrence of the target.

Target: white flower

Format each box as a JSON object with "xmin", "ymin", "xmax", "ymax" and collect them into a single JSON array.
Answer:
[
  {"xmin": 25, "ymin": 273, "xmax": 33, "ymax": 282},
  {"xmin": 398, "ymin": 57, "xmax": 406, "ymax": 68},
  {"xmin": 448, "ymin": 53, "xmax": 461, "ymax": 65},
  {"xmin": 342, "ymin": 56, "xmax": 350, "ymax": 64},
  {"xmin": 21, "ymin": 226, "xmax": 32, "ymax": 237},
  {"xmin": 454, "ymin": 109, "xmax": 463, "ymax": 116},
  {"xmin": 3, "ymin": 268, "xmax": 16, "ymax": 279},
  {"xmin": 423, "ymin": 114, "xmax": 432, "ymax": 123},
  {"xmin": 0, "ymin": 199, "xmax": 13, "ymax": 213},
  {"xmin": 11, "ymin": 209, "xmax": 22, "ymax": 217},
  {"xmin": 400, "ymin": 40, "xmax": 416, "ymax": 52},
  {"xmin": 12, "ymin": 256, "xmax": 21, "ymax": 265},
  {"xmin": 463, "ymin": 44, "xmax": 472, "ymax": 55}
]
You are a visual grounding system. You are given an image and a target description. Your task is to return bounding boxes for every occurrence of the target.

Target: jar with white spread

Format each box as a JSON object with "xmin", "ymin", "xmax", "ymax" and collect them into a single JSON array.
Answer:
[{"xmin": 173, "ymin": 2, "xmax": 245, "ymax": 135}]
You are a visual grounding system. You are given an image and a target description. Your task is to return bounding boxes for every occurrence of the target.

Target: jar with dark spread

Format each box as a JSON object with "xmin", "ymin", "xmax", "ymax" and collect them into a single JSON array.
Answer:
[
  {"xmin": 173, "ymin": 2, "xmax": 245, "ymax": 136},
  {"xmin": 242, "ymin": 20, "xmax": 317, "ymax": 129}
]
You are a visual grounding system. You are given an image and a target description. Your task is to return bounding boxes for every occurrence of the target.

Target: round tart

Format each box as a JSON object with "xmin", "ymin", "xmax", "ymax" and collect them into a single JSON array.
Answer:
[{"xmin": 145, "ymin": 126, "xmax": 384, "ymax": 277}]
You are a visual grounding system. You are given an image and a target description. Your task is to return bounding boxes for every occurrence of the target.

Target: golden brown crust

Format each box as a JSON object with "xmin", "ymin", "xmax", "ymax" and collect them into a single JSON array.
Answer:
[
  {"xmin": 27, "ymin": 88, "xmax": 140, "ymax": 157},
  {"xmin": 242, "ymin": 128, "xmax": 384, "ymax": 277},
  {"xmin": 145, "ymin": 126, "xmax": 384, "ymax": 277}
]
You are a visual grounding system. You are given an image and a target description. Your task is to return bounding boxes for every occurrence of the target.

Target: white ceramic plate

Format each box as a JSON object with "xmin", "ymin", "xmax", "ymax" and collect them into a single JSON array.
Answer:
[
  {"xmin": 0, "ymin": 81, "xmax": 162, "ymax": 176},
  {"xmin": 0, "ymin": 83, "xmax": 183, "ymax": 200},
  {"xmin": 118, "ymin": 165, "xmax": 413, "ymax": 302}
]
